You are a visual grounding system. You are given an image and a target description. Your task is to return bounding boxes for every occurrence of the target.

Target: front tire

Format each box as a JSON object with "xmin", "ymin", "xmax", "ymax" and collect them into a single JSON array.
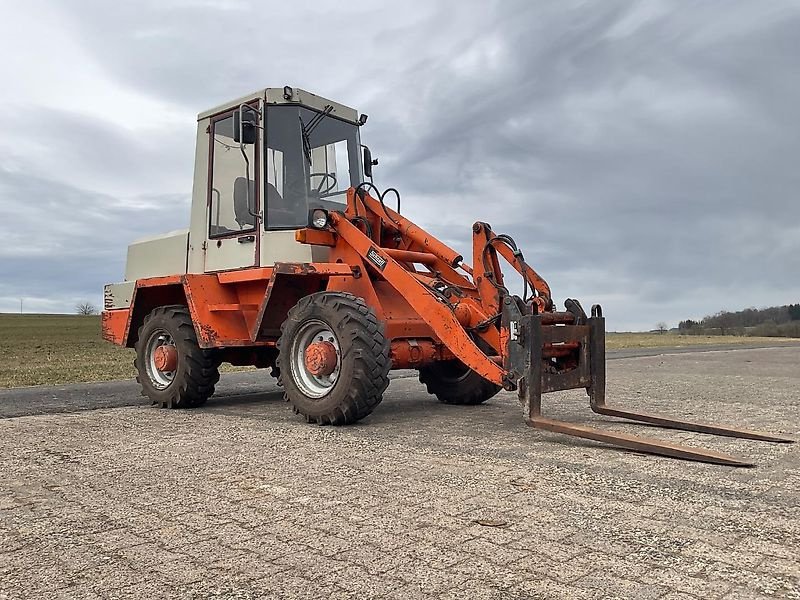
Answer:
[
  {"xmin": 419, "ymin": 360, "xmax": 501, "ymax": 405},
  {"xmin": 277, "ymin": 292, "xmax": 391, "ymax": 425},
  {"xmin": 134, "ymin": 305, "xmax": 220, "ymax": 408}
]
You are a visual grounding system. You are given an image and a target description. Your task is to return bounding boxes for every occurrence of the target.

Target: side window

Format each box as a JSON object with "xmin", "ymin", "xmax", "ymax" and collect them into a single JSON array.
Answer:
[{"xmin": 209, "ymin": 114, "xmax": 257, "ymax": 237}]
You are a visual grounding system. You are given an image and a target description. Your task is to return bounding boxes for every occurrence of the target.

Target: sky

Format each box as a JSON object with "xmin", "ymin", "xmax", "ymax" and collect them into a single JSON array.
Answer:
[{"xmin": 0, "ymin": 0, "xmax": 798, "ymax": 331}]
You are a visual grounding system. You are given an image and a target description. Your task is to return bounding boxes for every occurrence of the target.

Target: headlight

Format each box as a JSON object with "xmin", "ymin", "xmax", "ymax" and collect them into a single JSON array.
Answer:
[{"xmin": 310, "ymin": 208, "xmax": 329, "ymax": 229}]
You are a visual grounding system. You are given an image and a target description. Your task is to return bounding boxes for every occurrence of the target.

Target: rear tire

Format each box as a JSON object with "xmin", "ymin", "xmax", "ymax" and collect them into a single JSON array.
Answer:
[
  {"xmin": 134, "ymin": 305, "xmax": 220, "ymax": 408},
  {"xmin": 419, "ymin": 360, "xmax": 501, "ymax": 405},
  {"xmin": 277, "ymin": 292, "xmax": 390, "ymax": 425}
]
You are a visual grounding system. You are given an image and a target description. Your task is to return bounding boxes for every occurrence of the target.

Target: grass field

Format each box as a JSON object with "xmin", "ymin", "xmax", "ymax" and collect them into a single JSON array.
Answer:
[
  {"xmin": 605, "ymin": 331, "xmax": 797, "ymax": 349},
  {"xmin": 0, "ymin": 313, "xmax": 797, "ymax": 388},
  {"xmin": 0, "ymin": 314, "xmax": 135, "ymax": 387}
]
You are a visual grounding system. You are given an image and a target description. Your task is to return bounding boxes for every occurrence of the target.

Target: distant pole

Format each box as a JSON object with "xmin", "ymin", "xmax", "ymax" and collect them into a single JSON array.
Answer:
[{"xmin": 20, "ymin": 298, "xmax": 23, "ymax": 314}]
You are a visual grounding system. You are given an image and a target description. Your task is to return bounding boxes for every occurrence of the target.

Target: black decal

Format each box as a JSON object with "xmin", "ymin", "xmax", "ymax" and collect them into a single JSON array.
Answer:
[{"xmin": 366, "ymin": 247, "xmax": 387, "ymax": 271}]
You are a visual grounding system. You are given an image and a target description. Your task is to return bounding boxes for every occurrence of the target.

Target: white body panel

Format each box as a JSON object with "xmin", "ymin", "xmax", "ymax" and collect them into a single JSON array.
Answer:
[
  {"xmin": 187, "ymin": 118, "xmax": 211, "ymax": 274},
  {"xmin": 205, "ymin": 236, "xmax": 258, "ymax": 272},
  {"xmin": 124, "ymin": 230, "xmax": 189, "ymax": 281},
  {"xmin": 103, "ymin": 281, "xmax": 135, "ymax": 310},
  {"xmin": 261, "ymin": 230, "xmax": 314, "ymax": 264}
]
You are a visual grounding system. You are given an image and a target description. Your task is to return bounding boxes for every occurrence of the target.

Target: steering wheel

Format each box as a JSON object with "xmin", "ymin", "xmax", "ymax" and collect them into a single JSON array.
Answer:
[{"xmin": 309, "ymin": 172, "xmax": 337, "ymax": 195}]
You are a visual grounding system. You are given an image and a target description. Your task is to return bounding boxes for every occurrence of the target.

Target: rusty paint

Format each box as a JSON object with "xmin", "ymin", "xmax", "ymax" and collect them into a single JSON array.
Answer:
[
  {"xmin": 153, "ymin": 345, "xmax": 178, "ymax": 372},
  {"xmin": 389, "ymin": 339, "xmax": 442, "ymax": 368},
  {"xmin": 383, "ymin": 248, "xmax": 437, "ymax": 265},
  {"xmin": 453, "ymin": 302, "xmax": 472, "ymax": 326},
  {"xmin": 208, "ymin": 303, "xmax": 260, "ymax": 312},
  {"xmin": 538, "ymin": 311, "xmax": 577, "ymax": 325},
  {"xmin": 135, "ymin": 274, "xmax": 184, "ymax": 288},
  {"xmin": 304, "ymin": 341, "xmax": 338, "ymax": 376},
  {"xmin": 273, "ymin": 262, "xmax": 354, "ymax": 276},
  {"xmin": 217, "ymin": 268, "xmax": 273, "ymax": 284},
  {"xmin": 350, "ymin": 189, "xmax": 463, "ymax": 267},
  {"xmin": 101, "ymin": 309, "xmax": 129, "ymax": 345},
  {"xmin": 250, "ymin": 263, "xmax": 357, "ymax": 342}
]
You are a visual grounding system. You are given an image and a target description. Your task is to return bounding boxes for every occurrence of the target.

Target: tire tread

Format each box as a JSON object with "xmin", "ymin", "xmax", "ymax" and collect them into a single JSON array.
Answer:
[
  {"xmin": 277, "ymin": 292, "xmax": 390, "ymax": 425},
  {"xmin": 419, "ymin": 361, "xmax": 501, "ymax": 405},
  {"xmin": 134, "ymin": 305, "xmax": 220, "ymax": 409}
]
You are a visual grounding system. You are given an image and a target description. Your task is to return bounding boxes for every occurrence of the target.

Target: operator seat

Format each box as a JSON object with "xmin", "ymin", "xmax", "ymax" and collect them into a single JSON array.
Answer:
[
  {"xmin": 234, "ymin": 176, "xmax": 310, "ymax": 229},
  {"xmin": 266, "ymin": 181, "xmax": 289, "ymax": 213},
  {"xmin": 233, "ymin": 177, "xmax": 256, "ymax": 228}
]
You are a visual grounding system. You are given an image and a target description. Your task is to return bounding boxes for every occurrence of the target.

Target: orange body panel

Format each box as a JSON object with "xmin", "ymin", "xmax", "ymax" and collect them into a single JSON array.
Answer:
[
  {"xmin": 136, "ymin": 274, "xmax": 184, "ymax": 288},
  {"xmin": 101, "ymin": 309, "xmax": 129, "ymax": 345},
  {"xmin": 217, "ymin": 268, "xmax": 273, "ymax": 284},
  {"xmin": 104, "ymin": 262, "xmax": 438, "ymax": 352},
  {"xmin": 295, "ymin": 228, "xmax": 337, "ymax": 246},
  {"xmin": 183, "ymin": 274, "xmax": 261, "ymax": 346}
]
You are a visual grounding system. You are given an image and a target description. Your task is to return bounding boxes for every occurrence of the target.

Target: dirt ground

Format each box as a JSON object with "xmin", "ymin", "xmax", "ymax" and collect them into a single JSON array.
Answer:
[{"xmin": 0, "ymin": 347, "xmax": 798, "ymax": 599}]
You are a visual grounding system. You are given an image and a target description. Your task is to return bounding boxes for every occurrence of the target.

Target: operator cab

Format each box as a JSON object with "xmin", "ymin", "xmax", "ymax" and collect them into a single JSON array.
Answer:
[{"xmin": 191, "ymin": 87, "xmax": 368, "ymax": 273}]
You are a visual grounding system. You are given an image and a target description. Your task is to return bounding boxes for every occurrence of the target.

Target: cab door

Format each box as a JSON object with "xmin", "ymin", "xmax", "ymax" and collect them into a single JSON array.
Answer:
[{"xmin": 204, "ymin": 103, "xmax": 261, "ymax": 272}]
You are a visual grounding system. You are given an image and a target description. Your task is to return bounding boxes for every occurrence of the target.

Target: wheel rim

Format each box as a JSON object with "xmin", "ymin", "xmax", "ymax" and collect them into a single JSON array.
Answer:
[
  {"xmin": 145, "ymin": 329, "xmax": 177, "ymax": 390},
  {"xmin": 290, "ymin": 319, "xmax": 341, "ymax": 398}
]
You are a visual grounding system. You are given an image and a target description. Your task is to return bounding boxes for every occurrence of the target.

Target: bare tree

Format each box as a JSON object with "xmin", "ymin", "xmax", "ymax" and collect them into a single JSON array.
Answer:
[
  {"xmin": 75, "ymin": 302, "xmax": 98, "ymax": 316},
  {"xmin": 656, "ymin": 321, "xmax": 668, "ymax": 334}
]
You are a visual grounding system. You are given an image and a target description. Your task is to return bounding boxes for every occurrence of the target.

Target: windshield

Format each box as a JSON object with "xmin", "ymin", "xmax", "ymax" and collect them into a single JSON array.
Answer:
[{"xmin": 265, "ymin": 105, "xmax": 362, "ymax": 229}]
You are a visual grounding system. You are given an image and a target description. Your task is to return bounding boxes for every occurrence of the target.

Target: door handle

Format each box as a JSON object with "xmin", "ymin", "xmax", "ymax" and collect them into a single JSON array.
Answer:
[{"xmin": 237, "ymin": 235, "xmax": 256, "ymax": 244}]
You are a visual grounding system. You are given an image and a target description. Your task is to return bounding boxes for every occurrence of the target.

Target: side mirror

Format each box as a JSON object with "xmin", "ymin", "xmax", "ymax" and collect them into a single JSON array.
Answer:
[
  {"xmin": 362, "ymin": 145, "xmax": 378, "ymax": 178},
  {"xmin": 233, "ymin": 108, "xmax": 258, "ymax": 145}
]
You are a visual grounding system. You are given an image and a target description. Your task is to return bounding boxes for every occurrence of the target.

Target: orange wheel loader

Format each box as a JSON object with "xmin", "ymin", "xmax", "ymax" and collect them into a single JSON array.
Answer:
[{"xmin": 101, "ymin": 87, "xmax": 793, "ymax": 466}]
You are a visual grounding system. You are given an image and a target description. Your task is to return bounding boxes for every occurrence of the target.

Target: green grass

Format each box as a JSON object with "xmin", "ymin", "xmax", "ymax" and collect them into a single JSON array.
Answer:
[
  {"xmin": 1, "ymin": 314, "xmax": 797, "ymax": 389},
  {"xmin": 605, "ymin": 332, "xmax": 799, "ymax": 350},
  {"xmin": 0, "ymin": 314, "xmax": 135, "ymax": 387}
]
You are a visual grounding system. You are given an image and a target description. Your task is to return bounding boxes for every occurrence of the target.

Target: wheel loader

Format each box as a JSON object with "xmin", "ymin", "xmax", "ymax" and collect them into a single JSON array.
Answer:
[{"xmin": 101, "ymin": 86, "xmax": 793, "ymax": 466}]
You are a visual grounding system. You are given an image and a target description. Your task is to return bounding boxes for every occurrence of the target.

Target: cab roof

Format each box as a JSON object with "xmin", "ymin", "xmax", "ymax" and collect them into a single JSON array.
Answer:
[{"xmin": 197, "ymin": 87, "xmax": 360, "ymax": 124}]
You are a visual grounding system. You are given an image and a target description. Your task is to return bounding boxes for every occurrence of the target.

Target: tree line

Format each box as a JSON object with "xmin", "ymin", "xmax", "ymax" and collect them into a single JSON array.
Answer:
[{"xmin": 678, "ymin": 304, "xmax": 800, "ymax": 338}]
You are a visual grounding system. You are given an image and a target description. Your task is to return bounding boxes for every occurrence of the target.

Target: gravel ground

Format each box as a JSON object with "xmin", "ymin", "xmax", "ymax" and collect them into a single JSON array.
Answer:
[
  {"xmin": 0, "ymin": 347, "xmax": 798, "ymax": 599},
  {"xmin": 4, "ymin": 344, "xmax": 798, "ymax": 420}
]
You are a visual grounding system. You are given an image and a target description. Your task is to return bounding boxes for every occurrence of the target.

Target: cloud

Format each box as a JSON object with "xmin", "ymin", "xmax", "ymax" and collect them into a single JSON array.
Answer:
[
  {"xmin": 1, "ymin": 0, "xmax": 799, "ymax": 330},
  {"xmin": 0, "ymin": 167, "xmax": 189, "ymax": 312}
]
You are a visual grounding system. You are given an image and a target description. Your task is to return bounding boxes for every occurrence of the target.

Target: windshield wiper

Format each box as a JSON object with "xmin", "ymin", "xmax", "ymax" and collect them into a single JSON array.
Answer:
[
  {"xmin": 300, "ymin": 116, "xmax": 312, "ymax": 166},
  {"xmin": 299, "ymin": 104, "xmax": 334, "ymax": 166}
]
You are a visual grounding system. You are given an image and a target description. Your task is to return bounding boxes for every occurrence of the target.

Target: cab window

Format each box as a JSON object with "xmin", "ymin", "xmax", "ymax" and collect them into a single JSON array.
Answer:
[
  {"xmin": 265, "ymin": 105, "xmax": 361, "ymax": 229},
  {"xmin": 209, "ymin": 114, "xmax": 258, "ymax": 237}
]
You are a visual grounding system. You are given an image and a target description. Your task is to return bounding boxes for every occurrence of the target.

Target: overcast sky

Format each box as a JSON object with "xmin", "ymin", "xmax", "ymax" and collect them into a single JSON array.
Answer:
[{"xmin": 1, "ymin": 0, "xmax": 798, "ymax": 330}]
